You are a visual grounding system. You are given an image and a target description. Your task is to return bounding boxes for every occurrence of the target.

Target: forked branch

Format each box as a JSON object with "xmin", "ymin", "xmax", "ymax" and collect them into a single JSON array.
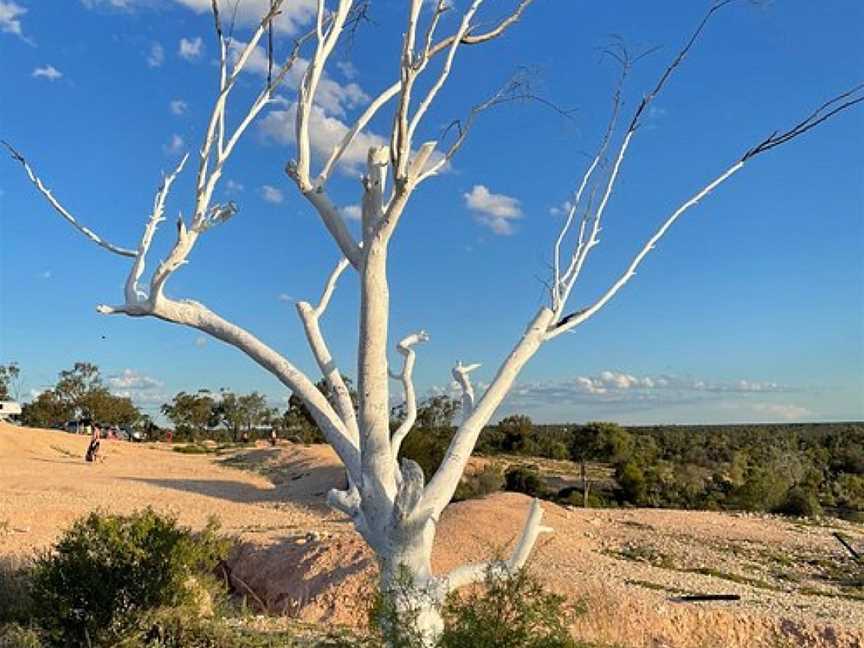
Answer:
[
  {"xmin": 445, "ymin": 498, "xmax": 553, "ymax": 591},
  {"xmin": 389, "ymin": 331, "xmax": 430, "ymax": 461}
]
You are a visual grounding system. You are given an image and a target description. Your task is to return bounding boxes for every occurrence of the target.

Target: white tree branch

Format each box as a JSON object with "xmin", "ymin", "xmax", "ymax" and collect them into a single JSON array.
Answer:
[
  {"xmin": 125, "ymin": 154, "xmax": 189, "ymax": 304},
  {"xmin": 421, "ymin": 307, "xmax": 555, "ymax": 516},
  {"xmin": 445, "ymin": 498, "xmax": 553, "ymax": 591},
  {"xmin": 315, "ymin": 0, "xmax": 536, "ymax": 189},
  {"xmin": 99, "ymin": 293, "xmax": 361, "ymax": 480},
  {"xmin": 296, "ymin": 257, "xmax": 360, "ymax": 442},
  {"xmin": 451, "ymin": 361, "xmax": 481, "ymax": 424},
  {"xmin": 389, "ymin": 330, "xmax": 430, "ymax": 462},
  {"xmin": 2, "ymin": 142, "xmax": 137, "ymax": 258},
  {"xmin": 548, "ymin": 159, "xmax": 746, "ymax": 339}
]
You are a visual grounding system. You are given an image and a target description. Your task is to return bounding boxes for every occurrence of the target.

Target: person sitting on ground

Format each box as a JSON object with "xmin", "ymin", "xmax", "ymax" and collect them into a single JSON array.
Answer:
[{"xmin": 85, "ymin": 427, "xmax": 102, "ymax": 463}]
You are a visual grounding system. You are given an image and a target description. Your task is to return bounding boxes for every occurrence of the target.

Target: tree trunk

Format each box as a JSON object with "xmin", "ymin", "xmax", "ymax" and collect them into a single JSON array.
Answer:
[
  {"xmin": 377, "ymin": 521, "xmax": 446, "ymax": 647},
  {"xmin": 581, "ymin": 460, "xmax": 590, "ymax": 508}
]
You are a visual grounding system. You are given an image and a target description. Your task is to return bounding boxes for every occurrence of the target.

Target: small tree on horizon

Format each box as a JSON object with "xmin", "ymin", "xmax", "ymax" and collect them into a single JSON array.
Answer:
[{"xmin": 5, "ymin": 0, "xmax": 861, "ymax": 642}]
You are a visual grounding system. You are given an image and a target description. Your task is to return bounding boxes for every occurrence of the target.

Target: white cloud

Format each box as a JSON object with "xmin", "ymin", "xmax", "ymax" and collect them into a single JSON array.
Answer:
[
  {"xmin": 169, "ymin": 99, "xmax": 188, "ymax": 115},
  {"xmin": 260, "ymin": 184, "xmax": 283, "ymax": 204},
  {"xmin": 259, "ymin": 102, "xmax": 387, "ymax": 176},
  {"xmin": 194, "ymin": 335, "xmax": 208, "ymax": 348},
  {"xmin": 108, "ymin": 369, "xmax": 166, "ymax": 406},
  {"xmin": 749, "ymin": 402, "xmax": 813, "ymax": 421},
  {"xmin": 227, "ymin": 40, "xmax": 367, "ymax": 117},
  {"xmin": 147, "ymin": 42, "xmax": 164, "ymax": 67},
  {"xmin": 503, "ymin": 371, "xmax": 797, "ymax": 411},
  {"xmin": 277, "ymin": 293, "xmax": 294, "ymax": 303},
  {"xmin": 340, "ymin": 204, "xmax": 361, "ymax": 221},
  {"xmin": 178, "ymin": 36, "xmax": 203, "ymax": 61},
  {"xmin": 336, "ymin": 60, "xmax": 357, "ymax": 79},
  {"xmin": 81, "ymin": 0, "xmax": 140, "ymax": 9},
  {"xmin": 81, "ymin": 0, "xmax": 318, "ymax": 35},
  {"xmin": 0, "ymin": 1, "xmax": 28, "ymax": 41},
  {"xmin": 172, "ymin": 0, "xmax": 316, "ymax": 35},
  {"xmin": 163, "ymin": 133, "xmax": 185, "ymax": 155},
  {"xmin": 108, "ymin": 369, "xmax": 163, "ymax": 391},
  {"xmin": 464, "ymin": 185, "xmax": 523, "ymax": 235},
  {"xmin": 549, "ymin": 200, "xmax": 574, "ymax": 217},
  {"xmin": 32, "ymin": 65, "xmax": 62, "ymax": 81},
  {"xmin": 225, "ymin": 179, "xmax": 244, "ymax": 194}
]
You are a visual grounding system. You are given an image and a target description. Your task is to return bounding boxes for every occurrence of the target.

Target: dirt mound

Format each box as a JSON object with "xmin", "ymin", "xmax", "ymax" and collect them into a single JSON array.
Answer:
[
  {"xmin": 2, "ymin": 423, "xmax": 862, "ymax": 647},
  {"xmin": 228, "ymin": 491, "xmax": 864, "ymax": 648}
]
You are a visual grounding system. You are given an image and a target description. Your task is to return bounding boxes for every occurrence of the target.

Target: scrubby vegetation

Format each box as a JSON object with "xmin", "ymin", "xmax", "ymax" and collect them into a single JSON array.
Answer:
[
  {"xmin": 397, "ymin": 406, "xmax": 863, "ymax": 520},
  {"xmin": 0, "ymin": 510, "xmax": 599, "ymax": 648},
  {"xmin": 369, "ymin": 566, "xmax": 589, "ymax": 648}
]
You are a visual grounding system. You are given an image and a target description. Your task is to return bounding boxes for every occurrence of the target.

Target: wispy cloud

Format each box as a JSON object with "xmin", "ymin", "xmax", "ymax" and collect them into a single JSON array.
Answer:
[
  {"xmin": 32, "ymin": 65, "xmax": 62, "ymax": 81},
  {"xmin": 169, "ymin": 99, "xmax": 188, "ymax": 115},
  {"xmin": 495, "ymin": 371, "xmax": 801, "ymax": 416},
  {"xmin": 146, "ymin": 42, "xmax": 164, "ymax": 68},
  {"xmin": 225, "ymin": 179, "xmax": 244, "ymax": 194},
  {"xmin": 108, "ymin": 369, "xmax": 166, "ymax": 406},
  {"xmin": 194, "ymin": 335, "xmax": 207, "ymax": 348},
  {"xmin": 259, "ymin": 102, "xmax": 386, "ymax": 176},
  {"xmin": 163, "ymin": 133, "xmax": 185, "ymax": 155},
  {"xmin": 260, "ymin": 185, "xmax": 283, "ymax": 204},
  {"xmin": 178, "ymin": 36, "xmax": 203, "ymax": 61},
  {"xmin": 228, "ymin": 40, "xmax": 367, "ymax": 117},
  {"xmin": 277, "ymin": 293, "xmax": 294, "ymax": 303},
  {"xmin": 464, "ymin": 185, "xmax": 522, "ymax": 235},
  {"xmin": 340, "ymin": 204, "xmax": 361, "ymax": 221},
  {"xmin": 0, "ymin": 1, "xmax": 32, "ymax": 43}
]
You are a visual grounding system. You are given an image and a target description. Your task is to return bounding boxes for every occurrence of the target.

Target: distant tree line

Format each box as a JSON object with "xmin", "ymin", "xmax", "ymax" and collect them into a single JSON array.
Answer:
[
  {"xmin": 390, "ymin": 398, "xmax": 864, "ymax": 520},
  {"xmin": 6, "ymin": 361, "xmax": 861, "ymax": 520},
  {"xmin": 17, "ymin": 362, "xmax": 145, "ymax": 430}
]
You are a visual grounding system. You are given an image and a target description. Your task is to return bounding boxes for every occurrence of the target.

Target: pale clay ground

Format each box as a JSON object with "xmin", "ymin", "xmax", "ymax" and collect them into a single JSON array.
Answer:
[{"xmin": 1, "ymin": 423, "xmax": 862, "ymax": 648}]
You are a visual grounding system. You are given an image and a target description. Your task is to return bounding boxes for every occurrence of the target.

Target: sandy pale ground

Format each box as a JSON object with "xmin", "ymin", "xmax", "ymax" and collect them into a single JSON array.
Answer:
[{"xmin": 1, "ymin": 423, "xmax": 862, "ymax": 647}]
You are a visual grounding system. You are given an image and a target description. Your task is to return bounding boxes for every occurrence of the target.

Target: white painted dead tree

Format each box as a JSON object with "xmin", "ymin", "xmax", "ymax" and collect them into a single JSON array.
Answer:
[{"xmin": 5, "ymin": 0, "xmax": 862, "ymax": 643}]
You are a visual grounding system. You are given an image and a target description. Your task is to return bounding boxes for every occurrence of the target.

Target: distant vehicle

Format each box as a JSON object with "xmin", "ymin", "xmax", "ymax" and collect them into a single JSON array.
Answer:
[{"xmin": 0, "ymin": 401, "xmax": 22, "ymax": 422}]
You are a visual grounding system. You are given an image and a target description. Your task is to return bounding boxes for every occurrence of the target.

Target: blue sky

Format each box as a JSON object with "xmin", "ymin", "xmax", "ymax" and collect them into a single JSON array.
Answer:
[{"xmin": 1, "ymin": 0, "xmax": 862, "ymax": 425}]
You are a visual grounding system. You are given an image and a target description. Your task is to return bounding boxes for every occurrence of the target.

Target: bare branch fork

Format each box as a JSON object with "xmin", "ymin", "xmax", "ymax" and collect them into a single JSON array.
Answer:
[{"xmin": 7, "ymin": 0, "xmax": 862, "ymax": 642}]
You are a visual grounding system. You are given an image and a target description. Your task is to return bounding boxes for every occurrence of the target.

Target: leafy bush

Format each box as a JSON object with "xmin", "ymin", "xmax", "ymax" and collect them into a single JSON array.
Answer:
[
  {"xmin": 0, "ymin": 556, "xmax": 33, "ymax": 626},
  {"xmin": 172, "ymin": 444, "xmax": 213, "ymax": 455},
  {"xmin": 774, "ymin": 487, "xmax": 823, "ymax": 518},
  {"xmin": 0, "ymin": 624, "xmax": 44, "ymax": 648},
  {"xmin": 29, "ymin": 509, "xmax": 231, "ymax": 647},
  {"xmin": 453, "ymin": 464, "xmax": 504, "ymax": 502},
  {"xmin": 439, "ymin": 568, "xmax": 583, "ymax": 648},
  {"xmin": 504, "ymin": 467, "xmax": 548, "ymax": 498},
  {"xmin": 368, "ymin": 565, "xmax": 584, "ymax": 648},
  {"xmin": 615, "ymin": 461, "xmax": 646, "ymax": 505}
]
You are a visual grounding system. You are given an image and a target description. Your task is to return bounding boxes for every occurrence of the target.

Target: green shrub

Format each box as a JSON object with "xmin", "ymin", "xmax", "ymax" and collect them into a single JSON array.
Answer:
[
  {"xmin": 774, "ymin": 487, "xmax": 822, "ymax": 518},
  {"xmin": 29, "ymin": 509, "xmax": 231, "ymax": 647},
  {"xmin": 0, "ymin": 556, "xmax": 33, "ymax": 626},
  {"xmin": 172, "ymin": 444, "xmax": 212, "ymax": 455},
  {"xmin": 439, "ymin": 568, "xmax": 583, "ymax": 648},
  {"xmin": 454, "ymin": 464, "xmax": 504, "ymax": 502},
  {"xmin": 615, "ymin": 461, "xmax": 646, "ymax": 505},
  {"xmin": 504, "ymin": 467, "xmax": 548, "ymax": 499},
  {"xmin": 0, "ymin": 624, "xmax": 45, "ymax": 648}
]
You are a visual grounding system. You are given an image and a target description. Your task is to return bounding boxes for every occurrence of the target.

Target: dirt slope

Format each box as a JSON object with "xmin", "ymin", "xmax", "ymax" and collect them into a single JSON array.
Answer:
[{"xmin": 1, "ymin": 423, "xmax": 862, "ymax": 648}]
